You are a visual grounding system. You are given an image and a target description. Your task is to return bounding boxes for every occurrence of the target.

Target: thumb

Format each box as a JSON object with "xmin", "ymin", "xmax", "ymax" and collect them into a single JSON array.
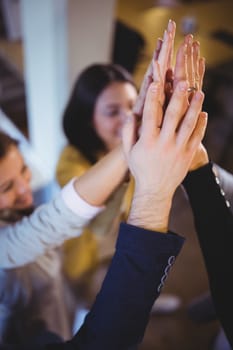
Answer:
[{"xmin": 122, "ymin": 114, "xmax": 136, "ymax": 160}]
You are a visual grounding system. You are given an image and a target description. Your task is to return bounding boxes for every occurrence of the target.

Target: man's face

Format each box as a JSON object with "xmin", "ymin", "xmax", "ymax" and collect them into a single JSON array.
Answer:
[{"xmin": 0, "ymin": 145, "xmax": 33, "ymax": 211}]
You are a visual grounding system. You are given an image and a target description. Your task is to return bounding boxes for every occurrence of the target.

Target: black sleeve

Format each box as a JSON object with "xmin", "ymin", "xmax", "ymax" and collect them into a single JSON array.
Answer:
[{"xmin": 183, "ymin": 162, "xmax": 233, "ymax": 347}]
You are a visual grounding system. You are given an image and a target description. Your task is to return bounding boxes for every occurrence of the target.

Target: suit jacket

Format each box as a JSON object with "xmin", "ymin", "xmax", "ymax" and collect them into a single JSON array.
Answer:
[
  {"xmin": 0, "ymin": 224, "xmax": 184, "ymax": 350},
  {"xmin": 183, "ymin": 162, "xmax": 233, "ymax": 348},
  {"xmin": 1, "ymin": 163, "xmax": 232, "ymax": 350}
]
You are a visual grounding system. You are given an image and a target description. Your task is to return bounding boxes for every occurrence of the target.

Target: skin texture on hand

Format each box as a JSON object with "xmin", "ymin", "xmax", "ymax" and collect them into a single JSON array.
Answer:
[
  {"xmin": 72, "ymin": 20, "xmax": 176, "ymax": 210},
  {"xmin": 123, "ymin": 75, "xmax": 207, "ymax": 232},
  {"xmin": 133, "ymin": 19, "xmax": 176, "ymax": 119},
  {"xmin": 173, "ymin": 34, "xmax": 209, "ymax": 170},
  {"xmin": 74, "ymin": 21, "xmax": 208, "ymax": 221}
]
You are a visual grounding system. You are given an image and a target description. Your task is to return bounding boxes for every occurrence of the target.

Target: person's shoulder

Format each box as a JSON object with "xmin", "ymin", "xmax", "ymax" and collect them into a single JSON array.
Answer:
[{"xmin": 56, "ymin": 145, "xmax": 91, "ymax": 186}]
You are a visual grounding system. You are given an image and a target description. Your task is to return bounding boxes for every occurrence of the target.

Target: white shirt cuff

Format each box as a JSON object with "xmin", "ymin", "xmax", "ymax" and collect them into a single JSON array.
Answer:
[{"xmin": 61, "ymin": 178, "xmax": 105, "ymax": 219}]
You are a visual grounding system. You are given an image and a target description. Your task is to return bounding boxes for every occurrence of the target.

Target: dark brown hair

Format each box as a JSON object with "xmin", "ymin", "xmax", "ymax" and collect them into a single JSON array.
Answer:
[
  {"xmin": 0, "ymin": 131, "xmax": 18, "ymax": 159},
  {"xmin": 63, "ymin": 63, "xmax": 136, "ymax": 164}
]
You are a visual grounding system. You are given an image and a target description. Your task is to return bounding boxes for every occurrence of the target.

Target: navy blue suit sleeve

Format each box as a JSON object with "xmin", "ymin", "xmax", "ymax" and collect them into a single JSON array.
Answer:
[
  {"xmin": 183, "ymin": 162, "xmax": 233, "ymax": 347},
  {"xmin": 71, "ymin": 223, "xmax": 184, "ymax": 350},
  {"xmin": 0, "ymin": 225, "xmax": 184, "ymax": 350}
]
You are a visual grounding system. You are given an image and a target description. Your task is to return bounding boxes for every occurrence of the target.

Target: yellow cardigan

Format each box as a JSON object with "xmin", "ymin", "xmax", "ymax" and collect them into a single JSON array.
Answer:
[{"xmin": 56, "ymin": 145, "xmax": 134, "ymax": 280}]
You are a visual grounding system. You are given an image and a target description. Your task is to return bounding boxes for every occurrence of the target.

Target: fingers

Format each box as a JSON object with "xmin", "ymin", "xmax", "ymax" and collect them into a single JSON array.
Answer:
[
  {"xmin": 122, "ymin": 114, "xmax": 137, "ymax": 159},
  {"xmin": 193, "ymin": 41, "xmax": 200, "ymax": 90},
  {"xmin": 188, "ymin": 112, "xmax": 208, "ymax": 152},
  {"xmin": 167, "ymin": 19, "xmax": 176, "ymax": 68},
  {"xmin": 176, "ymin": 90, "xmax": 205, "ymax": 146},
  {"xmin": 161, "ymin": 80, "xmax": 189, "ymax": 137},
  {"xmin": 165, "ymin": 68, "xmax": 174, "ymax": 101},
  {"xmin": 133, "ymin": 19, "xmax": 176, "ymax": 118},
  {"xmin": 154, "ymin": 38, "xmax": 163, "ymax": 60},
  {"xmin": 173, "ymin": 35, "xmax": 205, "ymax": 96},
  {"xmin": 140, "ymin": 80, "xmax": 163, "ymax": 141},
  {"xmin": 132, "ymin": 72, "xmax": 152, "ymax": 118},
  {"xmin": 185, "ymin": 34, "xmax": 195, "ymax": 88},
  {"xmin": 173, "ymin": 40, "xmax": 187, "ymax": 89},
  {"xmin": 158, "ymin": 21, "xmax": 175, "ymax": 82},
  {"xmin": 133, "ymin": 38, "xmax": 162, "ymax": 117},
  {"xmin": 199, "ymin": 57, "xmax": 205, "ymax": 90}
]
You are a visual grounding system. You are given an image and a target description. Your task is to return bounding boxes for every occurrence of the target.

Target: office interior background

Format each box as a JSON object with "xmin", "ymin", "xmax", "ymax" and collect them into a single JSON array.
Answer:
[{"xmin": 0, "ymin": 1, "xmax": 232, "ymax": 349}]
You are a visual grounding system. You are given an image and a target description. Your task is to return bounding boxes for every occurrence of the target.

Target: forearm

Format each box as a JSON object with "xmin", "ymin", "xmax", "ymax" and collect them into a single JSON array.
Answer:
[
  {"xmin": 183, "ymin": 162, "xmax": 233, "ymax": 346},
  {"xmin": 0, "ymin": 220, "xmax": 184, "ymax": 350},
  {"xmin": 183, "ymin": 162, "xmax": 232, "ymax": 250},
  {"xmin": 127, "ymin": 189, "xmax": 172, "ymax": 233},
  {"xmin": 74, "ymin": 145, "xmax": 127, "ymax": 206},
  {"xmin": 0, "ymin": 179, "xmax": 104, "ymax": 268},
  {"xmin": 72, "ymin": 223, "xmax": 184, "ymax": 349}
]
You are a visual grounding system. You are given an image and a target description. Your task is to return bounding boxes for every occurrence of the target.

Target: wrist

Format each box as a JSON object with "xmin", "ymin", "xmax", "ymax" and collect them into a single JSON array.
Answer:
[{"xmin": 127, "ymin": 190, "xmax": 172, "ymax": 232}]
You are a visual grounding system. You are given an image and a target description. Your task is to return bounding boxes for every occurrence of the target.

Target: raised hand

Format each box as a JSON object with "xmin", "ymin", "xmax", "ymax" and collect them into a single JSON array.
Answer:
[
  {"xmin": 133, "ymin": 19, "xmax": 176, "ymax": 118},
  {"xmin": 173, "ymin": 34, "xmax": 209, "ymax": 171},
  {"xmin": 173, "ymin": 34, "xmax": 205, "ymax": 94},
  {"xmin": 122, "ymin": 66, "xmax": 207, "ymax": 231}
]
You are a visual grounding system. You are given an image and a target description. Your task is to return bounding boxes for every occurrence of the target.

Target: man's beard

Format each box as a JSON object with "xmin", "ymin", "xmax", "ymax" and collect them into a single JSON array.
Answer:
[{"xmin": 0, "ymin": 205, "xmax": 34, "ymax": 223}]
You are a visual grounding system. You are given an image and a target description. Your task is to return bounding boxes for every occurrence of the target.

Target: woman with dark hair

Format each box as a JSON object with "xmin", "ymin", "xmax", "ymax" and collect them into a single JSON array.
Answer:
[
  {"xmin": 62, "ymin": 63, "xmax": 136, "ymax": 164},
  {"xmin": 0, "ymin": 36, "xmax": 211, "ymax": 348},
  {"xmin": 56, "ymin": 63, "xmax": 138, "ymax": 286}
]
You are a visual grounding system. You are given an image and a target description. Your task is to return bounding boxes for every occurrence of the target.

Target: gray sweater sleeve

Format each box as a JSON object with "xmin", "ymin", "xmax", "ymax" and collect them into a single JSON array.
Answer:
[{"xmin": 0, "ymin": 194, "xmax": 91, "ymax": 268}]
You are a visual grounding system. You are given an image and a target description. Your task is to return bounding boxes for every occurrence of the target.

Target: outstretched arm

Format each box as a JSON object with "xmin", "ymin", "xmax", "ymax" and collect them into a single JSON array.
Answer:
[
  {"xmin": 0, "ymin": 20, "xmax": 176, "ymax": 270},
  {"xmin": 183, "ymin": 164, "xmax": 233, "ymax": 347},
  {"xmin": 0, "ymin": 22, "xmax": 207, "ymax": 350},
  {"xmin": 0, "ymin": 145, "xmax": 128, "ymax": 268},
  {"xmin": 71, "ymin": 63, "xmax": 207, "ymax": 350},
  {"xmin": 173, "ymin": 34, "xmax": 233, "ymax": 346}
]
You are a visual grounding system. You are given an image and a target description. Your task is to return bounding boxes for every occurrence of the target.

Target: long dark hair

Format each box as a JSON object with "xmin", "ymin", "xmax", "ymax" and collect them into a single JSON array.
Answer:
[{"xmin": 63, "ymin": 63, "xmax": 136, "ymax": 164}]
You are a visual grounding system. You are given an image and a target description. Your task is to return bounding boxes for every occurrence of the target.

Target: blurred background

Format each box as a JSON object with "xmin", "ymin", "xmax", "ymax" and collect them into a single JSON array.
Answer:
[
  {"xmin": 0, "ymin": 0, "xmax": 232, "ymax": 349},
  {"xmin": 0, "ymin": 0, "xmax": 232, "ymax": 175}
]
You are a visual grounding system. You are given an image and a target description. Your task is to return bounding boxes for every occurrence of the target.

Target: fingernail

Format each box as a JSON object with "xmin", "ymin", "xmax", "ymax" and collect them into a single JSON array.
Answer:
[
  {"xmin": 188, "ymin": 34, "xmax": 193, "ymax": 45},
  {"xmin": 200, "ymin": 57, "xmax": 205, "ymax": 64},
  {"xmin": 185, "ymin": 34, "xmax": 193, "ymax": 45},
  {"xmin": 193, "ymin": 40, "xmax": 200, "ymax": 47},
  {"xmin": 168, "ymin": 19, "xmax": 173, "ymax": 32},
  {"xmin": 195, "ymin": 91, "xmax": 204, "ymax": 100},
  {"xmin": 202, "ymin": 112, "xmax": 208, "ymax": 119}
]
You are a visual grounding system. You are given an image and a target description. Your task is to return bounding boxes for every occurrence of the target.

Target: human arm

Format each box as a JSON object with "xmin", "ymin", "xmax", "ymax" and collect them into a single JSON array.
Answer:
[
  {"xmin": 70, "ymin": 224, "xmax": 184, "ymax": 350},
  {"xmin": 183, "ymin": 163, "xmax": 233, "ymax": 347},
  {"xmin": 0, "ymin": 145, "xmax": 128, "ymax": 268},
  {"xmin": 60, "ymin": 27, "xmax": 207, "ymax": 350},
  {"xmin": 172, "ymin": 33, "xmax": 208, "ymax": 172},
  {"xmin": 0, "ymin": 30, "xmax": 208, "ymax": 350},
  {"xmin": 133, "ymin": 19, "xmax": 176, "ymax": 118},
  {"xmin": 66, "ymin": 64, "xmax": 207, "ymax": 350},
  {"xmin": 173, "ymin": 34, "xmax": 233, "ymax": 345}
]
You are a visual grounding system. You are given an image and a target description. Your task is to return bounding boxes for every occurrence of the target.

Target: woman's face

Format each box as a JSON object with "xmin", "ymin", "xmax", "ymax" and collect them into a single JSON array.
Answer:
[
  {"xmin": 0, "ymin": 145, "xmax": 33, "ymax": 211},
  {"xmin": 93, "ymin": 81, "xmax": 137, "ymax": 151}
]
